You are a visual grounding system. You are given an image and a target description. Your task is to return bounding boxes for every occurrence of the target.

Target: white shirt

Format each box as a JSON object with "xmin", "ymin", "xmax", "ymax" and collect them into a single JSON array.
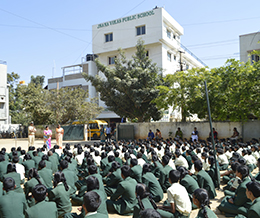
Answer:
[
  {"xmin": 167, "ymin": 183, "xmax": 192, "ymax": 216},
  {"xmin": 93, "ymin": 155, "xmax": 101, "ymax": 167},
  {"xmin": 217, "ymin": 154, "xmax": 229, "ymax": 165},
  {"xmin": 203, "ymin": 161, "xmax": 210, "ymax": 171},
  {"xmin": 137, "ymin": 158, "xmax": 146, "ymax": 167},
  {"xmin": 15, "ymin": 163, "xmax": 25, "ymax": 180},
  {"xmin": 175, "ymin": 155, "xmax": 189, "ymax": 169},
  {"xmin": 168, "ymin": 159, "xmax": 176, "ymax": 170},
  {"xmin": 76, "ymin": 153, "xmax": 84, "ymax": 165}
]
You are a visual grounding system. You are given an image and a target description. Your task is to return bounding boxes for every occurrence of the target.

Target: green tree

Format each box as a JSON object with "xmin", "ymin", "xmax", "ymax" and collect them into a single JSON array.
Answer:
[
  {"xmin": 83, "ymin": 39, "xmax": 164, "ymax": 122},
  {"xmin": 48, "ymin": 87, "xmax": 103, "ymax": 125},
  {"xmin": 30, "ymin": 75, "xmax": 45, "ymax": 88}
]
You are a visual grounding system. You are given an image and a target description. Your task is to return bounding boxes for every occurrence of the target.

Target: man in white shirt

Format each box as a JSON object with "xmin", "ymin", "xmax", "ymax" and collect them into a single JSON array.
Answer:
[
  {"xmin": 175, "ymin": 149, "xmax": 189, "ymax": 170},
  {"xmin": 28, "ymin": 121, "xmax": 36, "ymax": 147}
]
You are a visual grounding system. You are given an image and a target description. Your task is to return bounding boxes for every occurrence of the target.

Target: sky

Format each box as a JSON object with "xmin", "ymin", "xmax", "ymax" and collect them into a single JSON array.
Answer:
[{"xmin": 1, "ymin": 0, "xmax": 260, "ymax": 85}]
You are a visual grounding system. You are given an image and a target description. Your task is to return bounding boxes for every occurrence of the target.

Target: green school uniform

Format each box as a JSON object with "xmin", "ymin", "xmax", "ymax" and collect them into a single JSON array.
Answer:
[
  {"xmin": 115, "ymin": 157, "xmax": 123, "ymax": 166},
  {"xmin": 104, "ymin": 168, "xmax": 123, "ymax": 196},
  {"xmin": 196, "ymin": 206, "xmax": 217, "ymax": 218},
  {"xmin": 49, "ymin": 155, "xmax": 59, "ymax": 173},
  {"xmin": 32, "ymin": 156, "xmax": 41, "ymax": 169},
  {"xmin": 24, "ymin": 177, "xmax": 45, "ymax": 197},
  {"xmin": 131, "ymin": 165, "xmax": 142, "ymax": 183},
  {"xmin": 159, "ymin": 165, "xmax": 173, "ymax": 192},
  {"xmin": 101, "ymin": 162, "xmax": 112, "ymax": 177},
  {"xmin": 62, "ymin": 168, "xmax": 78, "ymax": 194},
  {"xmin": 106, "ymin": 176, "xmax": 137, "ymax": 215},
  {"xmin": 218, "ymin": 177, "xmax": 252, "ymax": 216},
  {"xmin": 38, "ymin": 167, "xmax": 53, "ymax": 188},
  {"xmin": 84, "ymin": 213, "xmax": 107, "ymax": 218},
  {"xmin": 49, "ymin": 183, "xmax": 72, "ymax": 218},
  {"xmin": 255, "ymin": 172, "xmax": 260, "ymax": 181},
  {"xmin": 22, "ymin": 159, "xmax": 35, "ymax": 177},
  {"xmin": 208, "ymin": 165, "xmax": 220, "ymax": 188},
  {"xmin": 45, "ymin": 160, "xmax": 53, "ymax": 171},
  {"xmin": 0, "ymin": 161, "xmax": 8, "ymax": 180},
  {"xmin": 151, "ymin": 161, "xmax": 163, "ymax": 178},
  {"xmin": 86, "ymin": 173, "xmax": 106, "ymax": 196},
  {"xmin": 133, "ymin": 197, "xmax": 174, "ymax": 218},
  {"xmin": 196, "ymin": 170, "xmax": 216, "ymax": 199},
  {"xmin": 25, "ymin": 201, "xmax": 58, "ymax": 218},
  {"xmin": 3, "ymin": 172, "xmax": 23, "ymax": 193},
  {"xmin": 0, "ymin": 190, "xmax": 27, "ymax": 218},
  {"xmin": 236, "ymin": 197, "xmax": 260, "ymax": 218},
  {"xmin": 142, "ymin": 172, "xmax": 163, "ymax": 202},
  {"xmin": 0, "ymin": 182, "xmax": 2, "ymax": 196}
]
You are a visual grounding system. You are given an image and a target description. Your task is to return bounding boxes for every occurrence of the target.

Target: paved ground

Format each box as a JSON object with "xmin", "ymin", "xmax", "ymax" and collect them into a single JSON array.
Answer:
[{"xmin": 0, "ymin": 138, "xmax": 253, "ymax": 217}]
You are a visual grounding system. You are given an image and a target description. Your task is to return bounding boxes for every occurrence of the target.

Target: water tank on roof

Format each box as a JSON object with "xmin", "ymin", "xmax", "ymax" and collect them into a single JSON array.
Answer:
[{"xmin": 86, "ymin": 54, "xmax": 98, "ymax": 61}]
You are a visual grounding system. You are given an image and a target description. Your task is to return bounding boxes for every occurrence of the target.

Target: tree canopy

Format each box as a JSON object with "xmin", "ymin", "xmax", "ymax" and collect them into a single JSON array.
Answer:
[
  {"xmin": 83, "ymin": 39, "xmax": 164, "ymax": 122},
  {"xmin": 155, "ymin": 57, "xmax": 260, "ymax": 122},
  {"xmin": 8, "ymin": 73, "xmax": 102, "ymax": 125}
]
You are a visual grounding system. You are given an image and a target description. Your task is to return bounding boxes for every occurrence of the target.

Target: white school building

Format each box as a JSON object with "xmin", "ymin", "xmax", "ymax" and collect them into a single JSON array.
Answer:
[{"xmin": 48, "ymin": 7, "xmax": 206, "ymax": 122}]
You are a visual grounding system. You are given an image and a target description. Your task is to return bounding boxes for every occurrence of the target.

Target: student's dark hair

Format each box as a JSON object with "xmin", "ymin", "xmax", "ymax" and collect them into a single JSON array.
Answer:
[
  {"xmin": 7, "ymin": 163, "xmax": 16, "ymax": 173},
  {"xmin": 193, "ymin": 188, "xmax": 210, "ymax": 218},
  {"xmin": 28, "ymin": 168, "xmax": 42, "ymax": 184},
  {"xmin": 38, "ymin": 160, "xmax": 46, "ymax": 169},
  {"xmin": 238, "ymin": 157, "xmax": 246, "ymax": 165},
  {"xmin": 152, "ymin": 155, "xmax": 158, "ymax": 162},
  {"xmin": 139, "ymin": 208, "xmax": 161, "ymax": 218},
  {"xmin": 108, "ymin": 155, "xmax": 115, "ymax": 163},
  {"xmin": 201, "ymin": 152, "xmax": 208, "ymax": 162},
  {"xmin": 3, "ymin": 177, "xmax": 15, "ymax": 191},
  {"xmin": 175, "ymin": 149, "xmax": 181, "ymax": 157},
  {"xmin": 137, "ymin": 152, "xmax": 142, "ymax": 159},
  {"xmin": 231, "ymin": 162, "xmax": 240, "ymax": 172},
  {"xmin": 83, "ymin": 191, "xmax": 101, "ymax": 213},
  {"xmin": 111, "ymin": 161, "xmax": 120, "ymax": 171},
  {"xmin": 42, "ymin": 154, "xmax": 49, "ymax": 161},
  {"xmin": 85, "ymin": 176, "xmax": 99, "ymax": 191},
  {"xmin": 88, "ymin": 164, "xmax": 97, "ymax": 175},
  {"xmin": 162, "ymin": 155, "xmax": 170, "ymax": 165},
  {"xmin": 208, "ymin": 156, "xmax": 215, "ymax": 167},
  {"xmin": 169, "ymin": 170, "xmax": 180, "ymax": 183},
  {"xmin": 194, "ymin": 160, "xmax": 203, "ymax": 171},
  {"xmin": 64, "ymin": 155, "xmax": 72, "ymax": 163},
  {"xmin": 24, "ymin": 153, "xmax": 32, "ymax": 160},
  {"xmin": 94, "ymin": 150, "xmax": 99, "ymax": 156},
  {"xmin": 177, "ymin": 166, "xmax": 188, "ymax": 180},
  {"xmin": 32, "ymin": 184, "xmax": 47, "ymax": 202},
  {"xmin": 121, "ymin": 165, "xmax": 131, "ymax": 178},
  {"xmin": 101, "ymin": 152, "xmax": 107, "ymax": 159},
  {"xmin": 136, "ymin": 183, "xmax": 157, "ymax": 210},
  {"xmin": 246, "ymin": 181, "xmax": 260, "ymax": 198},
  {"xmin": 60, "ymin": 160, "xmax": 69, "ymax": 170},
  {"xmin": 142, "ymin": 163, "xmax": 152, "ymax": 174},
  {"xmin": 130, "ymin": 158, "xmax": 138, "ymax": 166},
  {"xmin": 33, "ymin": 151, "xmax": 38, "ymax": 157},
  {"xmin": 53, "ymin": 172, "xmax": 69, "ymax": 191},
  {"xmin": 217, "ymin": 148, "xmax": 224, "ymax": 154},
  {"xmin": 87, "ymin": 157, "xmax": 94, "ymax": 166},
  {"xmin": 237, "ymin": 164, "xmax": 249, "ymax": 180},
  {"xmin": 12, "ymin": 156, "xmax": 19, "ymax": 163},
  {"xmin": 191, "ymin": 155, "xmax": 199, "ymax": 162}
]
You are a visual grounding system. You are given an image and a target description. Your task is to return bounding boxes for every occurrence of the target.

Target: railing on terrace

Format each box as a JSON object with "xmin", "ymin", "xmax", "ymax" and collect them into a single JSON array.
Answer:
[{"xmin": 181, "ymin": 44, "xmax": 207, "ymax": 66}]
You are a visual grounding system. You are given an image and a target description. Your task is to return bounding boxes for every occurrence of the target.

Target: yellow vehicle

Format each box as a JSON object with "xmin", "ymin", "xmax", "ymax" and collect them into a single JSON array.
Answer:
[{"xmin": 87, "ymin": 120, "xmax": 108, "ymax": 140}]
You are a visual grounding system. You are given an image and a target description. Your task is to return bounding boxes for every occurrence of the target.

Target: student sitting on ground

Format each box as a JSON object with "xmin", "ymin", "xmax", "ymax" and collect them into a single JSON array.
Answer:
[
  {"xmin": 106, "ymin": 165, "xmax": 137, "ymax": 215},
  {"xmin": 160, "ymin": 170, "xmax": 192, "ymax": 218},
  {"xmin": 82, "ymin": 191, "xmax": 107, "ymax": 218},
  {"xmin": 192, "ymin": 188, "xmax": 217, "ymax": 218},
  {"xmin": 194, "ymin": 160, "xmax": 216, "ymax": 199},
  {"xmin": 235, "ymin": 180, "xmax": 260, "ymax": 218},
  {"xmin": 218, "ymin": 164, "xmax": 252, "ymax": 217},
  {"xmin": 0, "ymin": 177, "xmax": 27, "ymax": 218},
  {"xmin": 25, "ymin": 184, "xmax": 58, "ymax": 218}
]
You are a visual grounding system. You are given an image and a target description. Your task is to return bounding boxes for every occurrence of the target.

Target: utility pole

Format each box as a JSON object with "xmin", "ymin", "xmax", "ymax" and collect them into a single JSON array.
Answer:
[{"xmin": 178, "ymin": 50, "xmax": 185, "ymax": 71}]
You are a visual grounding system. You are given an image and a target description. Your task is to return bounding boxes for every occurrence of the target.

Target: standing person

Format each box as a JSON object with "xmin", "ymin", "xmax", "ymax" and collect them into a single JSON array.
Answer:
[
  {"xmin": 106, "ymin": 125, "xmax": 111, "ymax": 142},
  {"xmin": 28, "ymin": 121, "xmax": 36, "ymax": 147},
  {"xmin": 191, "ymin": 127, "xmax": 199, "ymax": 142},
  {"xmin": 43, "ymin": 126, "xmax": 52, "ymax": 150},
  {"xmin": 175, "ymin": 127, "xmax": 183, "ymax": 140},
  {"xmin": 55, "ymin": 124, "xmax": 64, "ymax": 148},
  {"xmin": 100, "ymin": 125, "xmax": 105, "ymax": 142},
  {"xmin": 208, "ymin": 128, "xmax": 218, "ymax": 142}
]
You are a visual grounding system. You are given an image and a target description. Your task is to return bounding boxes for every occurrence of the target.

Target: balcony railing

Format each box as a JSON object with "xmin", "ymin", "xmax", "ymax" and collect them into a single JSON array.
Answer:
[{"xmin": 181, "ymin": 44, "xmax": 207, "ymax": 66}]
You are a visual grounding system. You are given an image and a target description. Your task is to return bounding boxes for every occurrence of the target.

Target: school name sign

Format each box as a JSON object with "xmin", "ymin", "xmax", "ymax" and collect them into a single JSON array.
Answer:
[{"xmin": 97, "ymin": 10, "xmax": 155, "ymax": 29}]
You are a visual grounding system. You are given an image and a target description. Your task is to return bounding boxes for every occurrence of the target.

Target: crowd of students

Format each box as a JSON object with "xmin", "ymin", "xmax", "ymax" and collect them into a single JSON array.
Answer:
[{"xmin": 1, "ymin": 136, "xmax": 260, "ymax": 218}]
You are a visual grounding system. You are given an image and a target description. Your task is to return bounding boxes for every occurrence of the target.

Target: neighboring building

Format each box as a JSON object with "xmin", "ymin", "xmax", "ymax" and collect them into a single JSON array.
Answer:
[
  {"xmin": 240, "ymin": 32, "xmax": 260, "ymax": 63},
  {"xmin": 48, "ymin": 7, "xmax": 205, "ymax": 122},
  {"xmin": 92, "ymin": 7, "xmax": 205, "ymax": 121},
  {"xmin": 0, "ymin": 61, "xmax": 10, "ymax": 124}
]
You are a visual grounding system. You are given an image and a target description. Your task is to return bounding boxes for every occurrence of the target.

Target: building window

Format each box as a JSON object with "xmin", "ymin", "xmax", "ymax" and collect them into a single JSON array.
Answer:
[
  {"xmin": 251, "ymin": 54, "xmax": 259, "ymax": 63},
  {"xmin": 186, "ymin": 64, "xmax": 189, "ymax": 70},
  {"xmin": 146, "ymin": 51, "xmax": 149, "ymax": 57},
  {"xmin": 174, "ymin": 55, "xmax": 176, "ymax": 61},
  {"xmin": 136, "ymin": 25, "xmax": 146, "ymax": 36},
  {"xmin": 105, "ymin": 33, "xmax": 113, "ymax": 42},
  {"xmin": 167, "ymin": 29, "xmax": 171, "ymax": 39},
  {"xmin": 167, "ymin": 52, "xmax": 171, "ymax": 61},
  {"xmin": 108, "ymin": 56, "xmax": 116, "ymax": 65}
]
